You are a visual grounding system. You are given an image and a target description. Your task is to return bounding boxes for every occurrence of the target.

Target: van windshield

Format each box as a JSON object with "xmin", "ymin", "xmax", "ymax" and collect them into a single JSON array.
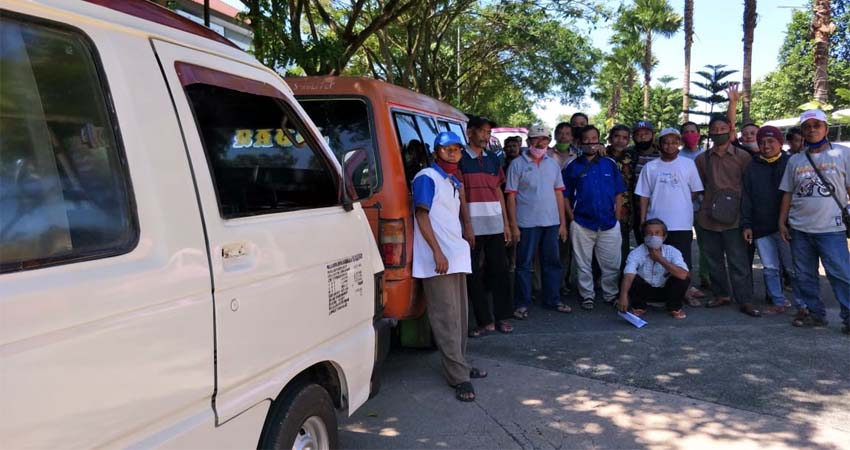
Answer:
[{"xmin": 297, "ymin": 98, "xmax": 379, "ymax": 197}]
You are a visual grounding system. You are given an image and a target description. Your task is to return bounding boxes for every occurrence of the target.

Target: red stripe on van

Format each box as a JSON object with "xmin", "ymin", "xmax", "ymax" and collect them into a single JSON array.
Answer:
[{"xmin": 83, "ymin": 0, "xmax": 239, "ymax": 49}]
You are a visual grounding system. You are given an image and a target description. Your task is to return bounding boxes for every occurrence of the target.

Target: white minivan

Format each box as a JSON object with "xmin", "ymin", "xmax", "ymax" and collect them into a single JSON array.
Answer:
[{"xmin": 0, "ymin": 1, "xmax": 391, "ymax": 448}]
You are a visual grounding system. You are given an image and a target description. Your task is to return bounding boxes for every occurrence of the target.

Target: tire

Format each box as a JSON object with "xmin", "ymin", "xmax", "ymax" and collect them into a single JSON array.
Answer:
[{"xmin": 259, "ymin": 382, "xmax": 339, "ymax": 450}]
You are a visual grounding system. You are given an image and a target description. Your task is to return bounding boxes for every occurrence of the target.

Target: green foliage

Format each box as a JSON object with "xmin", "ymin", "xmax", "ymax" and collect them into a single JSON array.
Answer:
[
  {"xmin": 688, "ymin": 64, "xmax": 737, "ymax": 118},
  {"xmin": 750, "ymin": 6, "xmax": 850, "ymax": 123},
  {"xmin": 345, "ymin": 0, "xmax": 602, "ymax": 126},
  {"xmin": 606, "ymin": 77, "xmax": 683, "ymax": 130}
]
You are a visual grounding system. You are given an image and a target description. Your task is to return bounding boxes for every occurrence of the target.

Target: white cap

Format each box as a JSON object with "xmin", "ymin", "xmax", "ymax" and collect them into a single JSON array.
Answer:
[
  {"xmin": 658, "ymin": 127, "xmax": 681, "ymax": 140},
  {"xmin": 527, "ymin": 124, "xmax": 551, "ymax": 138},
  {"xmin": 800, "ymin": 109, "xmax": 828, "ymax": 124}
]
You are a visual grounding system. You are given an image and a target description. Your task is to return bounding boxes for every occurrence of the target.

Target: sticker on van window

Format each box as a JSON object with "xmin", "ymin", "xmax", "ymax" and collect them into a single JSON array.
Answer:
[{"xmin": 327, "ymin": 253, "xmax": 364, "ymax": 315}]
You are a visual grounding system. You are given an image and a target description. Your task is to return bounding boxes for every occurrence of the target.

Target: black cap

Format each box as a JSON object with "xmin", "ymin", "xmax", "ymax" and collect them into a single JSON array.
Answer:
[{"xmin": 467, "ymin": 115, "xmax": 498, "ymax": 129}]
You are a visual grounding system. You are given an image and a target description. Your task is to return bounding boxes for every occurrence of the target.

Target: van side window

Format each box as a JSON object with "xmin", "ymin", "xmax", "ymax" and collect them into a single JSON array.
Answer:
[
  {"xmin": 393, "ymin": 112, "xmax": 429, "ymax": 187},
  {"xmin": 0, "ymin": 15, "xmax": 137, "ymax": 273},
  {"xmin": 297, "ymin": 98, "xmax": 379, "ymax": 198},
  {"xmin": 437, "ymin": 120, "xmax": 450, "ymax": 132},
  {"xmin": 448, "ymin": 122, "xmax": 467, "ymax": 144},
  {"xmin": 415, "ymin": 116, "xmax": 440, "ymax": 154},
  {"xmin": 183, "ymin": 84, "xmax": 339, "ymax": 218}
]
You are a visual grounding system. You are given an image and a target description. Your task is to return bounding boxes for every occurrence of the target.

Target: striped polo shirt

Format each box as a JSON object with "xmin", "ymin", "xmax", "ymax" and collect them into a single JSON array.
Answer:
[{"xmin": 459, "ymin": 147, "xmax": 506, "ymax": 236}]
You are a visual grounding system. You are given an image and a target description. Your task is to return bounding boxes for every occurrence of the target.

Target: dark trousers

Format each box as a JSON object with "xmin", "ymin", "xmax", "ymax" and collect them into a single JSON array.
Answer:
[
  {"xmin": 468, "ymin": 233, "xmax": 513, "ymax": 325},
  {"xmin": 629, "ymin": 275, "xmax": 689, "ymax": 311},
  {"xmin": 701, "ymin": 228, "xmax": 753, "ymax": 304},
  {"xmin": 620, "ymin": 220, "xmax": 631, "ymax": 272},
  {"xmin": 665, "ymin": 230, "xmax": 694, "ymax": 277}
]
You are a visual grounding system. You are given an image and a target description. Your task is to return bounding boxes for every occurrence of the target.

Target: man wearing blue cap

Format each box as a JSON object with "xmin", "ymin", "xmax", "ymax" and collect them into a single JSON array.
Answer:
[{"xmin": 412, "ymin": 131, "xmax": 487, "ymax": 401}]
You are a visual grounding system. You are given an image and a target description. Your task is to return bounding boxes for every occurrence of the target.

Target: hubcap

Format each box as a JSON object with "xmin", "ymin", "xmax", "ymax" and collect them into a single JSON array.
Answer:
[{"xmin": 292, "ymin": 416, "xmax": 329, "ymax": 450}]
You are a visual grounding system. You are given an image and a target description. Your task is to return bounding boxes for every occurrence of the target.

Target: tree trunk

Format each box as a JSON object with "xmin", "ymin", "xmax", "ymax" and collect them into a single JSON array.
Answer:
[
  {"xmin": 608, "ymin": 85, "xmax": 621, "ymax": 120},
  {"xmin": 742, "ymin": 0, "xmax": 757, "ymax": 124},
  {"xmin": 683, "ymin": 0, "xmax": 693, "ymax": 122},
  {"xmin": 643, "ymin": 28, "xmax": 652, "ymax": 118},
  {"xmin": 812, "ymin": 0, "xmax": 833, "ymax": 104}
]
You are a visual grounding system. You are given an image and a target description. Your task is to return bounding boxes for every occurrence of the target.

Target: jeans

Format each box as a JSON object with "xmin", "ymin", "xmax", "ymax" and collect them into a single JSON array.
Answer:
[
  {"xmin": 789, "ymin": 229, "xmax": 850, "ymax": 324},
  {"xmin": 515, "ymin": 225, "xmax": 562, "ymax": 309},
  {"xmin": 571, "ymin": 221, "xmax": 622, "ymax": 302},
  {"xmin": 468, "ymin": 234, "xmax": 513, "ymax": 325},
  {"xmin": 755, "ymin": 232, "xmax": 804, "ymax": 308},
  {"xmin": 701, "ymin": 228, "xmax": 753, "ymax": 304}
]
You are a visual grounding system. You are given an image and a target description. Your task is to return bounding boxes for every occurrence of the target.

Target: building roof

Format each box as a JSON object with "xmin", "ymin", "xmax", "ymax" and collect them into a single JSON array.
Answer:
[{"xmin": 189, "ymin": 0, "xmax": 242, "ymax": 19}]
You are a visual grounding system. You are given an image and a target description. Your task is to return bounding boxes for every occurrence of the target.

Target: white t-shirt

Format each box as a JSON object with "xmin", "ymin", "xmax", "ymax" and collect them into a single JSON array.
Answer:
[{"xmin": 635, "ymin": 156, "xmax": 704, "ymax": 231}]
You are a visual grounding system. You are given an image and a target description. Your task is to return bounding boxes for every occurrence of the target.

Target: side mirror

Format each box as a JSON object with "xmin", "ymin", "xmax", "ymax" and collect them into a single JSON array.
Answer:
[{"xmin": 342, "ymin": 148, "xmax": 373, "ymax": 208}]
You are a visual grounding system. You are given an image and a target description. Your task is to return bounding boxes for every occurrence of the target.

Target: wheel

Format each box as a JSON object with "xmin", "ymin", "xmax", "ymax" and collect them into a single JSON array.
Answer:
[{"xmin": 259, "ymin": 382, "xmax": 339, "ymax": 450}]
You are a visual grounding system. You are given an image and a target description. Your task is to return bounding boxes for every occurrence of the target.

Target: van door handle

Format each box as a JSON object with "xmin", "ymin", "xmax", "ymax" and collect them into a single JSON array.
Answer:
[{"xmin": 222, "ymin": 242, "xmax": 249, "ymax": 260}]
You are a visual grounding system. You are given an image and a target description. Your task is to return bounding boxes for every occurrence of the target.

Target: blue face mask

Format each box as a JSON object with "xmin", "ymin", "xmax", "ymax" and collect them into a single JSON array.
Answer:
[
  {"xmin": 644, "ymin": 235, "xmax": 664, "ymax": 250},
  {"xmin": 805, "ymin": 137, "xmax": 829, "ymax": 149}
]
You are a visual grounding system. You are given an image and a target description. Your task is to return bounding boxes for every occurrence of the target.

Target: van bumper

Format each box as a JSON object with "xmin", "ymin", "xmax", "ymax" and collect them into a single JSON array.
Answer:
[{"xmin": 369, "ymin": 317, "xmax": 395, "ymax": 398}]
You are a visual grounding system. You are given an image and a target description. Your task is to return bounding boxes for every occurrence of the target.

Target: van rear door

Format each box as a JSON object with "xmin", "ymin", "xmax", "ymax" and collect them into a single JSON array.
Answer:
[{"xmin": 151, "ymin": 40, "xmax": 377, "ymax": 423}]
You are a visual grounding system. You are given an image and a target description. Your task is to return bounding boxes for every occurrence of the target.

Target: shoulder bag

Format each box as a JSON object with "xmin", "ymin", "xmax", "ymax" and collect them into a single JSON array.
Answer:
[{"xmin": 804, "ymin": 150, "xmax": 850, "ymax": 238}]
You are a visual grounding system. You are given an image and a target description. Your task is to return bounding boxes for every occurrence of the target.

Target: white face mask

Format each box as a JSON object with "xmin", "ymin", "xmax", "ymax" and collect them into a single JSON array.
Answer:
[{"xmin": 644, "ymin": 235, "xmax": 664, "ymax": 250}]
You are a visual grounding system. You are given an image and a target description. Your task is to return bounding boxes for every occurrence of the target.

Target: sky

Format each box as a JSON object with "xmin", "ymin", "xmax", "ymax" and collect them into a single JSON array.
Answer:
[{"xmin": 533, "ymin": 0, "xmax": 808, "ymax": 127}]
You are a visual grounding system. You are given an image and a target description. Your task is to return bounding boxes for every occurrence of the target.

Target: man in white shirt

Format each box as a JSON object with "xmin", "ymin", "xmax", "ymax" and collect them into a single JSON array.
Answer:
[
  {"xmin": 635, "ymin": 127, "xmax": 704, "ymax": 305},
  {"xmin": 617, "ymin": 219, "xmax": 691, "ymax": 319}
]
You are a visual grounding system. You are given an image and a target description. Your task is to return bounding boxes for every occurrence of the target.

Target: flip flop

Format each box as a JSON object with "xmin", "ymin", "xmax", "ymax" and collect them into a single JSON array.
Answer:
[
  {"xmin": 468, "ymin": 327, "xmax": 489, "ymax": 338},
  {"xmin": 513, "ymin": 308, "xmax": 528, "ymax": 320},
  {"xmin": 556, "ymin": 303, "xmax": 572, "ymax": 313},
  {"xmin": 453, "ymin": 382, "xmax": 475, "ymax": 402}
]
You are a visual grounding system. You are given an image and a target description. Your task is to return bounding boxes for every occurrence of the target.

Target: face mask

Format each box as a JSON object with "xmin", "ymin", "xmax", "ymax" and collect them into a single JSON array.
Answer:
[
  {"xmin": 435, "ymin": 158, "xmax": 459, "ymax": 176},
  {"xmin": 529, "ymin": 147, "xmax": 547, "ymax": 159},
  {"xmin": 682, "ymin": 132, "xmax": 700, "ymax": 149},
  {"xmin": 709, "ymin": 133, "xmax": 730, "ymax": 145},
  {"xmin": 634, "ymin": 140, "xmax": 652, "ymax": 151},
  {"xmin": 571, "ymin": 127, "xmax": 583, "ymax": 140},
  {"xmin": 805, "ymin": 136, "xmax": 829, "ymax": 149},
  {"xmin": 555, "ymin": 142, "xmax": 571, "ymax": 153},
  {"xmin": 742, "ymin": 142, "xmax": 759, "ymax": 152},
  {"xmin": 644, "ymin": 235, "xmax": 664, "ymax": 250}
]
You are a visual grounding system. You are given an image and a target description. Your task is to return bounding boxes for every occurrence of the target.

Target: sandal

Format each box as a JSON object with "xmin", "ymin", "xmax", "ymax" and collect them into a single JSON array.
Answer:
[
  {"xmin": 631, "ymin": 308, "xmax": 646, "ymax": 317},
  {"xmin": 670, "ymin": 309, "xmax": 687, "ymax": 320},
  {"xmin": 453, "ymin": 381, "xmax": 475, "ymax": 402},
  {"xmin": 468, "ymin": 327, "xmax": 489, "ymax": 338},
  {"xmin": 513, "ymin": 308, "xmax": 528, "ymax": 320},
  {"xmin": 556, "ymin": 303, "xmax": 572, "ymax": 313},
  {"xmin": 581, "ymin": 299, "xmax": 594, "ymax": 311},
  {"xmin": 469, "ymin": 367, "xmax": 488, "ymax": 379},
  {"xmin": 763, "ymin": 305, "xmax": 786, "ymax": 315},
  {"xmin": 687, "ymin": 286, "xmax": 705, "ymax": 299},
  {"xmin": 686, "ymin": 296, "xmax": 702, "ymax": 307},
  {"xmin": 496, "ymin": 320, "xmax": 514, "ymax": 334},
  {"xmin": 739, "ymin": 303, "xmax": 762, "ymax": 317},
  {"xmin": 706, "ymin": 296, "xmax": 732, "ymax": 308}
]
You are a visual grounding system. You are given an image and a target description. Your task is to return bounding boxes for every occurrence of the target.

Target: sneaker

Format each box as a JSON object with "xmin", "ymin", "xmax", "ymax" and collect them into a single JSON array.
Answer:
[
  {"xmin": 581, "ymin": 299, "xmax": 594, "ymax": 311},
  {"xmin": 792, "ymin": 314, "xmax": 828, "ymax": 328}
]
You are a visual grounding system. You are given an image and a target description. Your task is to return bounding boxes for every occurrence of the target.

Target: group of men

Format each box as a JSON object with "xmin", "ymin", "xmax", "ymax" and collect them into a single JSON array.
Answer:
[{"xmin": 409, "ymin": 102, "xmax": 850, "ymax": 402}]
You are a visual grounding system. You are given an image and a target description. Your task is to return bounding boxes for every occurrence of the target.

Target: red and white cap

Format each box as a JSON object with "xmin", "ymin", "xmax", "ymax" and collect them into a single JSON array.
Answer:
[{"xmin": 799, "ymin": 109, "xmax": 828, "ymax": 124}]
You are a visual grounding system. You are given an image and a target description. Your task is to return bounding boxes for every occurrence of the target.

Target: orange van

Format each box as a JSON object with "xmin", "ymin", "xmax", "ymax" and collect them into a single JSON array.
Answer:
[{"xmin": 288, "ymin": 76, "xmax": 468, "ymax": 319}]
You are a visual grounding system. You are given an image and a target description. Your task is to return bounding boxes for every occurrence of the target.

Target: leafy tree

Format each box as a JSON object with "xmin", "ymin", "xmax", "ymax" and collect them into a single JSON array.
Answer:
[
  {"xmin": 620, "ymin": 0, "xmax": 682, "ymax": 117},
  {"xmin": 240, "ymin": 0, "xmax": 415, "ymax": 75},
  {"xmin": 347, "ymin": 1, "xmax": 602, "ymax": 125},
  {"xmin": 688, "ymin": 64, "xmax": 738, "ymax": 118},
  {"xmin": 750, "ymin": 4, "xmax": 850, "ymax": 122}
]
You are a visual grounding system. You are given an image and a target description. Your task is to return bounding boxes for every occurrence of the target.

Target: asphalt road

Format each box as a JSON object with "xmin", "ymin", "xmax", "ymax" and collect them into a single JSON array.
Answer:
[{"xmin": 340, "ymin": 257, "xmax": 850, "ymax": 449}]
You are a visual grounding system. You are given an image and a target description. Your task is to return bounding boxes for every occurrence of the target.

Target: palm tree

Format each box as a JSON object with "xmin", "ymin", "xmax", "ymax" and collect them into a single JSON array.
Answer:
[
  {"xmin": 683, "ymin": 0, "xmax": 694, "ymax": 121},
  {"xmin": 625, "ymin": 0, "xmax": 682, "ymax": 118},
  {"xmin": 812, "ymin": 0, "xmax": 834, "ymax": 104},
  {"xmin": 742, "ymin": 0, "xmax": 757, "ymax": 123}
]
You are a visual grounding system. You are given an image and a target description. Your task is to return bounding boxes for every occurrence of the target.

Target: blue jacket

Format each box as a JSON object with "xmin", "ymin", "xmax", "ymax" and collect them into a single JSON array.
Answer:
[{"xmin": 562, "ymin": 156, "xmax": 626, "ymax": 231}]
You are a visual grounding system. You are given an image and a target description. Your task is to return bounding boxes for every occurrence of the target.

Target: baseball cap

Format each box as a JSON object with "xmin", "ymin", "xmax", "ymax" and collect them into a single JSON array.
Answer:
[
  {"xmin": 799, "ymin": 109, "xmax": 828, "ymax": 124},
  {"xmin": 658, "ymin": 127, "xmax": 680, "ymax": 140},
  {"xmin": 756, "ymin": 125, "xmax": 785, "ymax": 146},
  {"xmin": 633, "ymin": 120, "xmax": 654, "ymax": 132},
  {"xmin": 527, "ymin": 124, "xmax": 551, "ymax": 139},
  {"xmin": 467, "ymin": 115, "xmax": 498, "ymax": 129},
  {"xmin": 432, "ymin": 131, "xmax": 463, "ymax": 153}
]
